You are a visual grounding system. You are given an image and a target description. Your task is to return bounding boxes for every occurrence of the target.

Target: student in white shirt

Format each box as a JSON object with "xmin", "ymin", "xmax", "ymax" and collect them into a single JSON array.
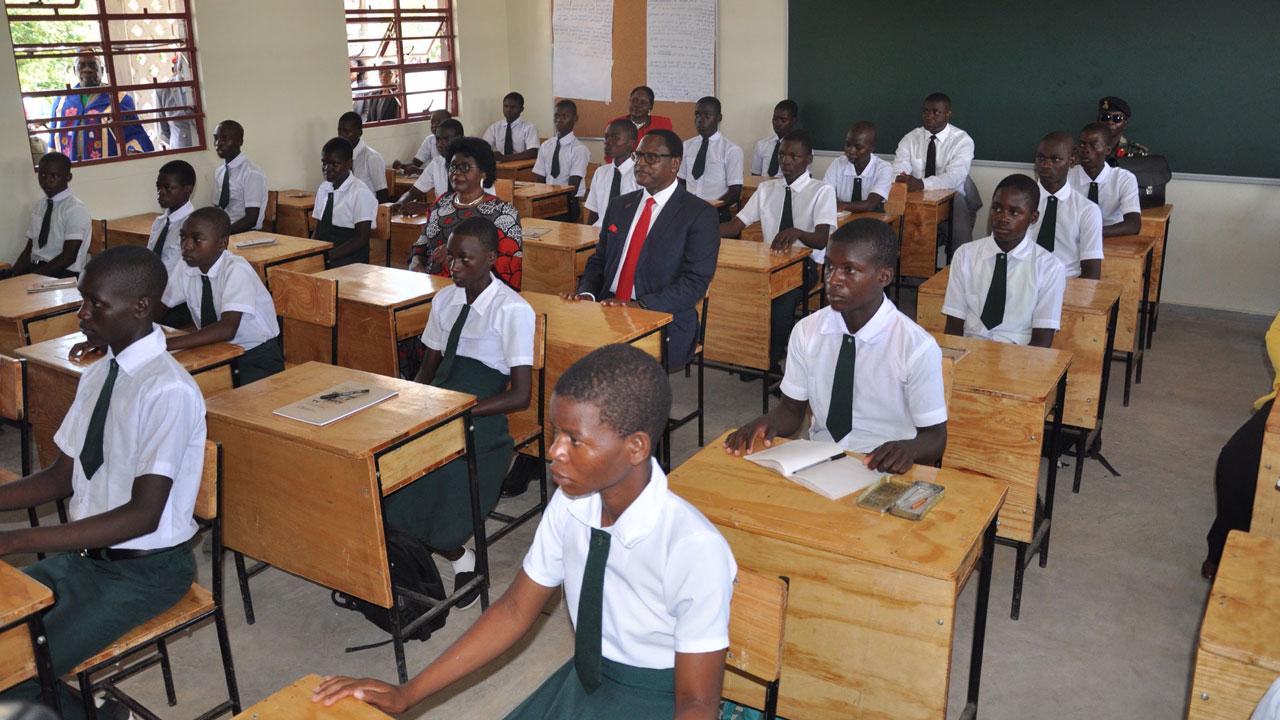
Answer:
[
  {"xmin": 482, "ymin": 91, "xmax": 540, "ymax": 162},
  {"xmin": 8, "ymin": 152, "xmax": 91, "ymax": 279},
  {"xmin": 212, "ymin": 120, "xmax": 269, "ymax": 233},
  {"xmin": 313, "ymin": 136, "xmax": 379, "ymax": 268},
  {"xmin": 314, "ymin": 343, "xmax": 736, "ymax": 720},
  {"xmin": 533, "ymin": 99, "xmax": 591, "ymax": 220},
  {"xmin": 678, "ymin": 96, "xmax": 744, "ymax": 217},
  {"xmin": 1028, "ymin": 132, "xmax": 1103, "ymax": 279},
  {"xmin": 148, "ymin": 160, "xmax": 197, "ymax": 275},
  {"xmin": 396, "ymin": 119, "xmax": 464, "ymax": 212},
  {"xmin": 750, "ymin": 99, "xmax": 798, "ymax": 178},
  {"xmin": 824, "ymin": 121, "xmax": 895, "ymax": 213},
  {"xmin": 338, "ymin": 111, "xmax": 391, "ymax": 203},
  {"xmin": 1070, "ymin": 122, "xmax": 1143, "ymax": 236},
  {"xmin": 585, "ymin": 119, "xmax": 639, "ymax": 227},
  {"xmin": 892, "ymin": 93, "xmax": 977, "ymax": 254},
  {"xmin": 943, "ymin": 174, "xmax": 1066, "ymax": 348},
  {"xmin": 393, "ymin": 108, "xmax": 453, "ymax": 175},
  {"xmin": 7, "ymin": 246, "xmax": 203, "ymax": 717},
  {"xmin": 724, "ymin": 219, "xmax": 948, "ymax": 473}
]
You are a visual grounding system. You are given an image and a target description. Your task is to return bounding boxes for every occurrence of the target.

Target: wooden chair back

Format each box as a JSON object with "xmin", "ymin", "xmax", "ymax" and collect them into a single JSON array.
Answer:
[
  {"xmin": 268, "ymin": 268, "xmax": 338, "ymax": 366},
  {"xmin": 494, "ymin": 178, "xmax": 515, "ymax": 203},
  {"xmin": 384, "ymin": 168, "xmax": 397, "ymax": 197},
  {"xmin": 372, "ymin": 203, "xmax": 392, "ymax": 266},
  {"xmin": 89, "ymin": 218, "xmax": 107, "ymax": 256},
  {"xmin": 724, "ymin": 568, "xmax": 789, "ymax": 709},
  {"xmin": 883, "ymin": 181, "xmax": 908, "ymax": 219},
  {"xmin": 194, "ymin": 441, "xmax": 220, "ymax": 522},
  {"xmin": 275, "ymin": 203, "xmax": 310, "ymax": 238},
  {"xmin": 263, "ymin": 190, "xmax": 278, "ymax": 232},
  {"xmin": 531, "ymin": 312, "xmax": 547, "ymax": 372},
  {"xmin": 583, "ymin": 162, "xmax": 600, "ymax": 191},
  {"xmin": 941, "ymin": 346, "xmax": 965, "ymax": 412},
  {"xmin": 0, "ymin": 355, "xmax": 25, "ymax": 423}
]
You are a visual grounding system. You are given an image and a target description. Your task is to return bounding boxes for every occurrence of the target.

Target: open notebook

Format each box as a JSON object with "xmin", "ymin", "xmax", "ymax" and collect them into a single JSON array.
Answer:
[{"xmin": 745, "ymin": 439, "xmax": 886, "ymax": 500}]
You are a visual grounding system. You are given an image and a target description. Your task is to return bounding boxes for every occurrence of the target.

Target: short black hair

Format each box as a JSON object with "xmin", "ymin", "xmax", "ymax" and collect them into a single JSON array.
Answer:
[
  {"xmin": 322, "ymin": 136, "xmax": 354, "ymax": 161},
  {"xmin": 555, "ymin": 98, "xmax": 578, "ymax": 115},
  {"xmin": 994, "ymin": 173, "xmax": 1040, "ymax": 209},
  {"xmin": 446, "ymin": 136, "xmax": 498, "ymax": 187},
  {"xmin": 606, "ymin": 118, "xmax": 638, "ymax": 141},
  {"xmin": 84, "ymin": 245, "xmax": 168, "ymax": 303},
  {"xmin": 643, "ymin": 128, "xmax": 682, "ymax": 157},
  {"xmin": 38, "ymin": 152, "xmax": 71, "ymax": 173},
  {"xmin": 215, "ymin": 119, "xmax": 244, "ymax": 139},
  {"xmin": 1080, "ymin": 122, "xmax": 1114, "ymax": 144},
  {"xmin": 338, "ymin": 111, "xmax": 362, "ymax": 129},
  {"xmin": 924, "ymin": 92, "xmax": 952, "ymax": 108},
  {"xmin": 848, "ymin": 120, "xmax": 876, "ymax": 139},
  {"xmin": 159, "ymin": 159, "xmax": 196, "ymax": 187},
  {"xmin": 430, "ymin": 109, "xmax": 453, "ymax": 121},
  {"xmin": 1039, "ymin": 130, "xmax": 1073, "ymax": 149},
  {"xmin": 775, "ymin": 99, "xmax": 799, "ymax": 117},
  {"xmin": 696, "ymin": 96, "xmax": 722, "ymax": 115},
  {"xmin": 436, "ymin": 118, "xmax": 464, "ymax": 137},
  {"xmin": 448, "ymin": 216, "xmax": 499, "ymax": 254},
  {"xmin": 504, "ymin": 91, "xmax": 525, "ymax": 106},
  {"xmin": 554, "ymin": 344, "xmax": 671, "ymax": 448},
  {"xmin": 630, "ymin": 85, "xmax": 655, "ymax": 104},
  {"xmin": 781, "ymin": 129, "xmax": 812, "ymax": 155},
  {"xmin": 186, "ymin": 206, "xmax": 231, "ymax": 239},
  {"xmin": 830, "ymin": 217, "xmax": 897, "ymax": 270}
]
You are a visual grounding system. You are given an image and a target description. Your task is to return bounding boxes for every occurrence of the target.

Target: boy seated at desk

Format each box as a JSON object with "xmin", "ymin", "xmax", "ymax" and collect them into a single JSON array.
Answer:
[
  {"xmin": 750, "ymin": 99, "xmax": 799, "ymax": 178},
  {"xmin": 212, "ymin": 119, "xmax": 269, "ymax": 233},
  {"xmin": 723, "ymin": 219, "xmax": 948, "ymax": 474},
  {"xmin": 585, "ymin": 119, "xmax": 639, "ymax": 228},
  {"xmin": 891, "ymin": 92, "xmax": 977, "ymax": 253},
  {"xmin": 394, "ymin": 108, "xmax": 453, "ymax": 176},
  {"xmin": 1028, "ymin": 131, "xmax": 1103, "ymax": 279},
  {"xmin": 3, "ymin": 246, "xmax": 205, "ymax": 720},
  {"xmin": 312, "ymin": 136, "xmax": 379, "ymax": 268},
  {"xmin": 483, "ymin": 91, "xmax": 540, "ymax": 162},
  {"xmin": 942, "ymin": 174, "xmax": 1065, "ymax": 349},
  {"xmin": 395, "ymin": 118, "xmax": 465, "ymax": 213},
  {"xmin": 678, "ymin": 96, "xmax": 743, "ymax": 219},
  {"xmin": 532, "ymin": 99, "xmax": 590, "ymax": 221},
  {"xmin": 149, "ymin": 159, "xmax": 198, "ymax": 327},
  {"xmin": 1069, "ymin": 122, "xmax": 1143, "ymax": 237},
  {"xmin": 6, "ymin": 152, "xmax": 91, "ymax": 279},
  {"xmin": 314, "ymin": 343, "xmax": 736, "ymax": 720},
  {"xmin": 720, "ymin": 129, "xmax": 836, "ymax": 376},
  {"xmin": 823, "ymin": 121, "xmax": 894, "ymax": 214},
  {"xmin": 338, "ymin": 111, "xmax": 391, "ymax": 203}
]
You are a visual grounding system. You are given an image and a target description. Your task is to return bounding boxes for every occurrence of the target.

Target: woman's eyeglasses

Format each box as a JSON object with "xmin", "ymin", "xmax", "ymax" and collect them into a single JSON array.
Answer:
[{"xmin": 448, "ymin": 162, "xmax": 475, "ymax": 173}]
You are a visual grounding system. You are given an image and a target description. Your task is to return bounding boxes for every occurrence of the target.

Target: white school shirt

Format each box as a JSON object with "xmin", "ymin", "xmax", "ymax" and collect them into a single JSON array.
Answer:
[
  {"xmin": 1026, "ymin": 182, "xmax": 1103, "ymax": 279},
  {"xmin": 532, "ymin": 132, "xmax": 590, "ymax": 198},
  {"xmin": 411, "ymin": 156, "xmax": 449, "ymax": 199},
  {"xmin": 312, "ymin": 174, "xmax": 379, "ymax": 230},
  {"xmin": 585, "ymin": 157, "xmax": 638, "ymax": 227},
  {"xmin": 822, "ymin": 154, "xmax": 895, "ymax": 207},
  {"xmin": 147, "ymin": 201, "xmax": 195, "ymax": 275},
  {"xmin": 1067, "ymin": 163, "xmax": 1141, "ymax": 226},
  {"xmin": 212, "ymin": 153, "xmax": 268, "ymax": 229},
  {"xmin": 942, "ymin": 234, "xmax": 1066, "ymax": 345},
  {"xmin": 420, "ymin": 275, "xmax": 535, "ymax": 375},
  {"xmin": 352, "ymin": 139, "xmax": 389, "ymax": 194},
  {"xmin": 413, "ymin": 133, "xmax": 439, "ymax": 165},
  {"xmin": 162, "ymin": 250, "xmax": 280, "ymax": 352},
  {"xmin": 891, "ymin": 124, "xmax": 974, "ymax": 195},
  {"xmin": 53, "ymin": 325, "xmax": 205, "ymax": 550},
  {"xmin": 750, "ymin": 134, "xmax": 785, "ymax": 177},
  {"xmin": 735, "ymin": 172, "xmax": 838, "ymax": 263},
  {"xmin": 27, "ymin": 188, "xmax": 92, "ymax": 273},
  {"xmin": 678, "ymin": 131, "xmax": 744, "ymax": 202},
  {"xmin": 523, "ymin": 458, "xmax": 737, "ymax": 669},
  {"xmin": 604, "ymin": 180, "xmax": 680, "ymax": 298},
  {"xmin": 780, "ymin": 299, "xmax": 948, "ymax": 453},
  {"xmin": 482, "ymin": 117, "xmax": 539, "ymax": 154}
]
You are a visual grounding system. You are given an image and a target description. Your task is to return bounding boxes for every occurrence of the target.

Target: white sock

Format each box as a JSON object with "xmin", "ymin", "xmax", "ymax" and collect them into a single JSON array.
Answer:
[{"xmin": 450, "ymin": 547, "xmax": 475, "ymax": 575}]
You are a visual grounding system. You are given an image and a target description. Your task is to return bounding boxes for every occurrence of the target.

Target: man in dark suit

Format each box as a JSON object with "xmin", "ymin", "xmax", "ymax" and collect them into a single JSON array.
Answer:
[{"xmin": 564, "ymin": 129, "xmax": 720, "ymax": 368}]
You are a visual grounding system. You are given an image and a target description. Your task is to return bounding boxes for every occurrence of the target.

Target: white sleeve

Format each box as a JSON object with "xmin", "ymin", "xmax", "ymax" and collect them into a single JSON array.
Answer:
[
  {"xmin": 134, "ymin": 382, "xmax": 205, "ymax": 481},
  {"xmin": 1033, "ymin": 258, "xmax": 1066, "ymax": 330},
  {"xmin": 777, "ymin": 320, "xmax": 811, "ymax": 401},
  {"xmin": 677, "ymin": 143, "xmax": 691, "ymax": 180},
  {"xmin": 870, "ymin": 158, "xmax": 896, "ymax": 201},
  {"xmin": 750, "ymin": 139, "xmax": 765, "ymax": 175},
  {"xmin": 244, "ymin": 167, "xmax": 268, "ymax": 209},
  {"xmin": 531, "ymin": 140, "xmax": 549, "ymax": 176},
  {"xmin": 521, "ymin": 490, "xmax": 568, "ymax": 588},
  {"xmin": 220, "ymin": 263, "xmax": 262, "ymax": 317},
  {"xmin": 63, "ymin": 202, "xmax": 92, "ymax": 241},
  {"xmin": 924, "ymin": 132, "xmax": 974, "ymax": 193},
  {"xmin": 585, "ymin": 167, "xmax": 607, "ymax": 219},
  {"xmin": 368, "ymin": 152, "xmax": 388, "ymax": 192},
  {"xmin": 725, "ymin": 143, "xmax": 745, "ymax": 186},
  {"xmin": 1117, "ymin": 170, "xmax": 1142, "ymax": 216},
  {"xmin": 353, "ymin": 187, "xmax": 378, "ymax": 224},
  {"xmin": 521, "ymin": 122, "xmax": 540, "ymax": 151},
  {"xmin": 735, "ymin": 186, "xmax": 762, "ymax": 226},
  {"xmin": 941, "ymin": 248, "xmax": 971, "ymax": 319},
  {"xmin": 891, "ymin": 133, "xmax": 915, "ymax": 175},
  {"xmin": 665, "ymin": 531, "xmax": 736, "ymax": 654},
  {"xmin": 411, "ymin": 171, "xmax": 433, "ymax": 194},
  {"xmin": 482, "ymin": 122, "xmax": 499, "ymax": 150},
  {"xmin": 413, "ymin": 135, "xmax": 434, "ymax": 164},
  {"xmin": 905, "ymin": 338, "xmax": 948, "ymax": 427},
  {"xmin": 569, "ymin": 145, "xmax": 590, "ymax": 183},
  {"xmin": 1079, "ymin": 202, "xmax": 1104, "ymax": 261},
  {"xmin": 161, "ymin": 271, "xmax": 186, "ymax": 309},
  {"xmin": 501, "ymin": 301, "xmax": 536, "ymax": 369},
  {"xmin": 421, "ymin": 295, "xmax": 447, "ymax": 349},
  {"xmin": 812, "ymin": 183, "xmax": 838, "ymax": 228},
  {"xmin": 1251, "ymin": 677, "xmax": 1280, "ymax": 720},
  {"xmin": 311, "ymin": 185, "xmax": 327, "ymax": 221}
]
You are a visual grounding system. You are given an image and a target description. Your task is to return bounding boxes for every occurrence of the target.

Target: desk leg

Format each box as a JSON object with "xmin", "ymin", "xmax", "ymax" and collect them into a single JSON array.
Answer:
[
  {"xmin": 29, "ymin": 613, "xmax": 61, "ymax": 715},
  {"xmin": 1147, "ymin": 219, "xmax": 1170, "ymax": 348},
  {"xmin": 961, "ymin": 519, "xmax": 997, "ymax": 720},
  {"xmin": 389, "ymin": 599, "xmax": 407, "ymax": 684},
  {"xmin": 1040, "ymin": 377, "xmax": 1066, "ymax": 568},
  {"xmin": 1135, "ymin": 251, "xmax": 1152, "ymax": 385}
]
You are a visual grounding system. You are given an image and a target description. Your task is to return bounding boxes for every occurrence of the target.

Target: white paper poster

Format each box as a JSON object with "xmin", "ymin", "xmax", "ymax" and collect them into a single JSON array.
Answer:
[
  {"xmin": 646, "ymin": 0, "xmax": 716, "ymax": 102},
  {"xmin": 553, "ymin": 0, "xmax": 614, "ymax": 102}
]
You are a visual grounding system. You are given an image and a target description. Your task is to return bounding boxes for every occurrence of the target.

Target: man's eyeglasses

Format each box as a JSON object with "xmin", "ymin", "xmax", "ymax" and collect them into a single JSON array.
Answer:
[
  {"xmin": 633, "ymin": 151, "xmax": 674, "ymax": 165},
  {"xmin": 1098, "ymin": 113, "xmax": 1127, "ymax": 123}
]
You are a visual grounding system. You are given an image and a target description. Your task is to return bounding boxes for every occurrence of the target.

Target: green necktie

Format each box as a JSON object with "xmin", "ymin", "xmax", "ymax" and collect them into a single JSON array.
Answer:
[
  {"xmin": 38, "ymin": 198, "xmax": 53, "ymax": 249},
  {"xmin": 317, "ymin": 191, "xmax": 335, "ymax": 239},
  {"xmin": 550, "ymin": 138, "xmax": 561, "ymax": 178},
  {"xmin": 767, "ymin": 139, "xmax": 780, "ymax": 176},
  {"xmin": 851, "ymin": 176, "xmax": 863, "ymax": 203},
  {"xmin": 80, "ymin": 359, "xmax": 119, "ymax": 480},
  {"xmin": 152, "ymin": 217, "xmax": 170, "ymax": 259},
  {"xmin": 1036, "ymin": 196, "xmax": 1057, "ymax": 252},
  {"xmin": 503, "ymin": 124, "xmax": 514, "ymax": 156},
  {"xmin": 218, "ymin": 160, "xmax": 231, "ymax": 209},
  {"xmin": 826, "ymin": 334, "xmax": 855, "ymax": 442},
  {"xmin": 431, "ymin": 304, "xmax": 470, "ymax": 384},
  {"xmin": 692, "ymin": 135, "xmax": 708, "ymax": 180},
  {"xmin": 575, "ymin": 528, "xmax": 611, "ymax": 694},
  {"xmin": 779, "ymin": 186, "xmax": 793, "ymax": 232},
  {"xmin": 981, "ymin": 252, "xmax": 1008, "ymax": 330},
  {"xmin": 1088, "ymin": 181, "xmax": 1099, "ymax": 204},
  {"xmin": 200, "ymin": 274, "xmax": 217, "ymax": 328}
]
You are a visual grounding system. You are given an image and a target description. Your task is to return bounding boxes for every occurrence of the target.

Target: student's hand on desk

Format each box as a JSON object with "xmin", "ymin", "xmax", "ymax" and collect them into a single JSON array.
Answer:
[
  {"xmin": 600, "ymin": 298, "xmax": 638, "ymax": 308},
  {"xmin": 68, "ymin": 340, "xmax": 106, "ymax": 362},
  {"xmin": 895, "ymin": 174, "xmax": 925, "ymax": 192},
  {"xmin": 559, "ymin": 291, "xmax": 589, "ymax": 302},
  {"xmin": 312, "ymin": 676, "xmax": 410, "ymax": 713},
  {"xmin": 723, "ymin": 420, "xmax": 776, "ymax": 456},
  {"xmin": 771, "ymin": 229, "xmax": 802, "ymax": 253},
  {"xmin": 865, "ymin": 440, "xmax": 915, "ymax": 474}
]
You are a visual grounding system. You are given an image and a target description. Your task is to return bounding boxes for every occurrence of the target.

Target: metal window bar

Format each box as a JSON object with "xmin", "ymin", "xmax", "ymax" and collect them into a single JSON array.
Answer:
[{"xmin": 345, "ymin": 0, "xmax": 456, "ymax": 126}]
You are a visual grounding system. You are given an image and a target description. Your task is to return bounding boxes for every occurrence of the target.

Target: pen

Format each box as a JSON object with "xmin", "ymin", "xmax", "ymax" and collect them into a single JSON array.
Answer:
[
  {"xmin": 319, "ymin": 389, "xmax": 370, "ymax": 401},
  {"xmin": 792, "ymin": 452, "xmax": 845, "ymax": 474}
]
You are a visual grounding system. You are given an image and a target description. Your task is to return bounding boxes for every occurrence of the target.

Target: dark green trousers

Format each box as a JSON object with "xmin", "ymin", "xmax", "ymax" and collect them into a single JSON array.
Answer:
[
  {"xmin": 234, "ymin": 338, "xmax": 284, "ymax": 386},
  {"xmin": 505, "ymin": 657, "xmax": 676, "ymax": 719}
]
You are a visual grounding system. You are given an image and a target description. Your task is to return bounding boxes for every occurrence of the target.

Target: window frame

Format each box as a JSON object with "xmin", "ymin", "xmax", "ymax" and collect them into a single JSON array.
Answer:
[{"xmin": 345, "ymin": 0, "xmax": 458, "ymax": 128}]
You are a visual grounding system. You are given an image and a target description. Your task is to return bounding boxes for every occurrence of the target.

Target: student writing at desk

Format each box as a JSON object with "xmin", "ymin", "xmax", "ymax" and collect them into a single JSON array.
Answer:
[
  {"xmin": 823, "ymin": 121, "xmax": 893, "ymax": 214},
  {"xmin": 532, "ymin": 99, "xmax": 589, "ymax": 222},
  {"xmin": 394, "ymin": 118, "xmax": 464, "ymax": 215},
  {"xmin": 750, "ymin": 99, "xmax": 799, "ymax": 179},
  {"xmin": 678, "ymin": 96, "xmax": 743, "ymax": 219},
  {"xmin": 1068, "ymin": 122, "xmax": 1142, "ymax": 237},
  {"xmin": 5, "ymin": 152, "xmax": 91, "ymax": 280},
  {"xmin": 0, "ymin": 247, "xmax": 205, "ymax": 720},
  {"xmin": 338, "ymin": 112, "xmax": 391, "ymax": 204},
  {"xmin": 483, "ymin": 91, "xmax": 539, "ymax": 162},
  {"xmin": 394, "ymin": 108, "xmax": 453, "ymax": 175},
  {"xmin": 1027, "ymin": 132, "xmax": 1103, "ymax": 279},
  {"xmin": 212, "ymin": 120, "xmax": 268, "ymax": 234},
  {"xmin": 312, "ymin": 136, "xmax": 378, "ymax": 268},
  {"xmin": 313, "ymin": 345, "xmax": 736, "ymax": 719},
  {"xmin": 585, "ymin": 119, "xmax": 639, "ymax": 228}
]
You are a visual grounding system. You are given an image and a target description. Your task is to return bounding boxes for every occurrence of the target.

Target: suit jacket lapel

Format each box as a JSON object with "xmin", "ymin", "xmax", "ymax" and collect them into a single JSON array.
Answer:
[
  {"xmin": 633, "ymin": 185, "xmax": 686, "ymax": 277},
  {"xmin": 604, "ymin": 194, "xmax": 642, "ymax": 283}
]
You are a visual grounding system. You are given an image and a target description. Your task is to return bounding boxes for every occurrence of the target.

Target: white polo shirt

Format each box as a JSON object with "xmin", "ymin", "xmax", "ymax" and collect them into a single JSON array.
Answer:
[
  {"xmin": 678, "ymin": 131, "xmax": 744, "ymax": 203},
  {"xmin": 1067, "ymin": 163, "xmax": 1141, "ymax": 226},
  {"xmin": 162, "ymin": 250, "xmax": 280, "ymax": 352},
  {"xmin": 779, "ymin": 299, "xmax": 948, "ymax": 453},
  {"xmin": 352, "ymin": 139, "xmax": 389, "ymax": 195},
  {"xmin": 532, "ymin": 132, "xmax": 590, "ymax": 197},
  {"xmin": 483, "ymin": 117, "xmax": 539, "ymax": 154},
  {"xmin": 750, "ymin": 134, "xmax": 785, "ymax": 177},
  {"xmin": 54, "ymin": 325, "xmax": 205, "ymax": 550},
  {"xmin": 421, "ymin": 275, "xmax": 535, "ymax": 375},
  {"xmin": 942, "ymin": 234, "xmax": 1066, "ymax": 345},
  {"xmin": 147, "ymin": 201, "xmax": 195, "ymax": 275},
  {"xmin": 523, "ymin": 458, "xmax": 737, "ymax": 669},
  {"xmin": 735, "ymin": 171, "xmax": 838, "ymax": 263},
  {"xmin": 891, "ymin": 124, "xmax": 974, "ymax": 195},
  {"xmin": 27, "ymin": 188, "xmax": 92, "ymax": 273},
  {"xmin": 312, "ymin": 174, "xmax": 379, "ymax": 230},
  {"xmin": 212, "ymin": 153, "xmax": 268, "ymax": 229},
  {"xmin": 1027, "ymin": 182, "xmax": 1103, "ymax": 279},
  {"xmin": 411, "ymin": 155, "xmax": 449, "ymax": 199},
  {"xmin": 585, "ymin": 157, "xmax": 638, "ymax": 227},
  {"xmin": 413, "ymin": 133, "xmax": 439, "ymax": 165},
  {"xmin": 822, "ymin": 154, "xmax": 895, "ymax": 207}
]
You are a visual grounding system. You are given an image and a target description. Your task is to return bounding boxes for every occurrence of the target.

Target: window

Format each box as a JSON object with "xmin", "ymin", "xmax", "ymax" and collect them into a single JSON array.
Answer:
[{"xmin": 345, "ymin": 0, "xmax": 457, "ymax": 127}]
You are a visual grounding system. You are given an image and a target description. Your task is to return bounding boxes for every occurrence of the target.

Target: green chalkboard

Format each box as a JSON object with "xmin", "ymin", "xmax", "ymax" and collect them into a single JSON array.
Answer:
[{"xmin": 788, "ymin": 0, "xmax": 1279, "ymax": 178}]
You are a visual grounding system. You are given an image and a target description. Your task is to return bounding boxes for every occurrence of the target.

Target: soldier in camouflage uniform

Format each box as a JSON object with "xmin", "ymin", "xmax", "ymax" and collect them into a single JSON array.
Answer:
[{"xmin": 1098, "ymin": 96, "xmax": 1150, "ymax": 165}]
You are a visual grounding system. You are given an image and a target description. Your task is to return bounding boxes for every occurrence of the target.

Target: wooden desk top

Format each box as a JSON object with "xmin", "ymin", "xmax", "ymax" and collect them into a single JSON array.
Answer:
[
  {"xmin": 923, "ymin": 267, "xmax": 1121, "ymax": 316},
  {"xmin": 743, "ymin": 174, "xmax": 766, "ymax": 189},
  {"xmin": 390, "ymin": 212, "xmax": 429, "ymax": 230},
  {"xmin": 315, "ymin": 263, "xmax": 451, "ymax": 309},
  {"xmin": 15, "ymin": 329, "xmax": 243, "ymax": 377},
  {"xmin": 521, "ymin": 218, "xmax": 598, "ymax": 250},
  {"xmin": 932, "ymin": 332, "xmax": 1072, "ymax": 402},
  {"xmin": 0, "ymin": 274, "xmax": 82, "ymax": 321},
  {"xmin": 205, "ymin": 362, "xmax": 475, "ymax": 460},
  {"xmin": 513, "ymin": 181, "xmax": 574, "ymax": 200},
  {"xmin": 1103, "ymin": 233, "xmax": 1158, "ymax": 258},
  {"xmin": 716, "ymin": 238, "xmax": 811, "ymax": 271},
  {"xmin": 277, "ymin": 190, "xmax": 317, "ymax": 209},
  {"xmin": 108, "ymin": 211, "xmax": 160, "ymax": 235},
  {"xmin": 669, "ymin": 434, "xmax": 1007, "ymax": 581},
  {"xmin": 1141, "ymin": 204, "xmax": 1173, "ymax": 221},
  {"xmin": 907, "ymin": 188, "xmax": 957, "ymax": 205},
  {"xmin": 497, "ymin": 158, "xmax": 537, "ymax": 171},
  {"xmin": 1199, "ymin": 531, "xmax": 1280, "ymax": 672},
  {"xmin": 232, "ymin": 233, "xmax": 332, "ymax": 265},
  {"xmin": 521, "ymin": 291, "xmax": 672, "ymax": 348},
  {"xmin": 0, "ymin": 559, "xmax": 54, "ymax": 627},
  {"xmin": 233, "ymin": 674, "xmax": 394, "ymax": 719}
]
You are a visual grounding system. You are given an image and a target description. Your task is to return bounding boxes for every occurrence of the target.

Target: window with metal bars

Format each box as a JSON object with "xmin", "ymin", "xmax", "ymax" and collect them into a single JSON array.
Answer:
[
  {"xmin": 7, "ymin": 0, "xmax": 205, "ymax": 167},
  {"xmin": 346, "ymin": 0, "xmax": 457, "ymax": 127}
]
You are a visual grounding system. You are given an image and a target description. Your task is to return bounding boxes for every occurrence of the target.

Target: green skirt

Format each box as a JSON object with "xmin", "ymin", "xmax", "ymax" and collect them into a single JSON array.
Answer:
[
  {"xmin": 505, "ymin": 658, "xmax": 676, "ymax": 720},
  {"xmin": 384, "ymin": 356, "xmax": 512, "ymax": 549}
]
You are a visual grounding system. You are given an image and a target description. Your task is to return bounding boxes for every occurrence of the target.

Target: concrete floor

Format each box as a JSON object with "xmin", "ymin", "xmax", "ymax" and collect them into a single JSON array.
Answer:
[{"xmin": 1, "ymin": 302, "xmax": 1273, "ymax": 719}]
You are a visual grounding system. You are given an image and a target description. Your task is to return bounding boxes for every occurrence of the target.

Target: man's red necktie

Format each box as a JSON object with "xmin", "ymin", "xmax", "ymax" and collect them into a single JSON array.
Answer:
[{"xmin": 615, "ymin": 197, "xmax": 656, "ymax": 301}]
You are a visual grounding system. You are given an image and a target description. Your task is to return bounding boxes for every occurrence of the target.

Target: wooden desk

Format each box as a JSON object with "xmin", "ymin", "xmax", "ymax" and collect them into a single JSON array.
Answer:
[
  {"xmin": 496, "ymin": 158, "xmax": 537, "ymax": 182},
  {"xmin": 232, "ymin": 233, "xmax": 331, "ymax": 286},
  {"xmin": 276, "ymin": 190, "xmax": 317, "ymax": 237},
  {"xmin": 1102, "ymin": 233, "xmax": 1156, "ymax": 406},
  {"xmin": 520, "ymin": 218, "xmax": 598, "ymax": 295},
  {"xmin": 105, "ymin": 211, "xmax": 160, "ymax": 248},
  {"xmin": 16, "ymin": 329, "xmax": 243, "ymax": 465},
  {"xmin": 0, "ymin": 275, "xmax": 82, "ymax": 356},
  {"xmin": 704, "ymin": 239, "xmax": 809, "ymax": 381},
  {"xmin": 670, "ymin": 436, "xmax": 1006, "ymax": 720},
  {"xmin": 0, "ymin": 559, "xmax": 58, "ymax": 709},
  {"xmin": 1140, "ymin": 204, "xmax": 1173, "ymax": 346},
  {"xmin": 901, "ymin": 189, "xmax": 955, "ymax": 278},
  {"xmin": 1252, "ymin": 399, "xmax": 1280, "ymax": 540},
  {"xmin": 1188, "ymin": 531, "xmax": 1280, "ymax": 719},
  {"xmin": 375, "ymin": 212, "xmax": 427, "ymax": 270},
  {"xmin": 206, "ymin": 362, "xmax": 480, "ymax": 682},
  {"xmin": 512, "ymin": 181, "xmax": 574, "ymax": 219},
  {"xmin": 933, "ymin": 332, "xmax": 1071, "ymax": 619},
  {"xmin": 233, "ymin": 674, "xmax": 393, "ymax": 719}
]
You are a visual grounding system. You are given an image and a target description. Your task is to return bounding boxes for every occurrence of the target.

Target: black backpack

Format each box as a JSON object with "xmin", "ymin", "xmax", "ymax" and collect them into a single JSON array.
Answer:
[{"xmin": 332, "ymin": 529, "xmax": 448, "ymax": 648}]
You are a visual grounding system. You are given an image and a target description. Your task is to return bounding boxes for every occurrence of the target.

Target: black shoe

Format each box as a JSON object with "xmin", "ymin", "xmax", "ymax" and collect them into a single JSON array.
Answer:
[
  {"xmin": 1200, "ymin": 559, "xmax": 1217, "ymax": 581},
  {"xmin": 97, "ymin": 697, "xmax": 135, "ymax": 720},
  {"xmin": 501, "ymin": 454, "xmax": 539, "ymax": 498},
  {"xmin": 454, "ymin": 571, "xmax": 480, "ymax": 609}
]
